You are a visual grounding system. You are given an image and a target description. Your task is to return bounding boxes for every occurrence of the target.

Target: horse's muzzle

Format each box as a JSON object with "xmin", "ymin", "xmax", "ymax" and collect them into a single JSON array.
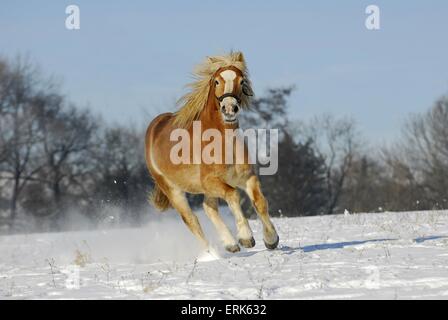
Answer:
[{"xmin": 220, "ymin": 97, "xmax": 240, "ymax": 123}]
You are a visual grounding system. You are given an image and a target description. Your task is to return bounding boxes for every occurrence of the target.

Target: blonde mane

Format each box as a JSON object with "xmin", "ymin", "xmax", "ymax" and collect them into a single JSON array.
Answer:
[{"xmin": 173, "ymin": 51, "xmax": 253, "ymax": 128}]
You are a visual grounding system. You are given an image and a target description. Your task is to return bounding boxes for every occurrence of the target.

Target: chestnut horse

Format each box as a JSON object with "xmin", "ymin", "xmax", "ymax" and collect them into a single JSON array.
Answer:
[{"xmin": 145, "ymin": 52, "xmax": 279, "ymax": 253}]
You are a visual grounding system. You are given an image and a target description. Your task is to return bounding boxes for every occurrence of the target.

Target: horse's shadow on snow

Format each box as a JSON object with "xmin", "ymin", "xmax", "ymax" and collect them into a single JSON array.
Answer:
[
  {"xmin": 414, "ymin": 235, "xmax": 447, "ymax": 243},
  {"xmin": 277, "ymin": 235, "xmax": 447, "ymax": 255},
  {"xmin": 295, "ymin": 238, "xmax": 396, "ymax": 254},
  {"xmin": 227, "ymin": 235, "xmax": 447, "ymax": 258}
]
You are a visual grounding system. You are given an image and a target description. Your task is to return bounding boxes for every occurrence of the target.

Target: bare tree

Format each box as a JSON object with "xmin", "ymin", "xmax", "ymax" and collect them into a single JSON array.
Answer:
[
  {"xmin": 242, "ymin": 86, "xmax": 293, "ymax": 130},
  {"xmin": 90, "ymin": 124, "xmax": 151, "ymax": 223},
  {"xmin": 0, "ymin": 57, "xmax": 44, "ymax": 224},
  {"xmin": 34, "ymin": 95, "xmax": 97, "ymax": 220},
  {"xmin": 0, "ymin": 60, "xmax": 9, "ymax": 162},
  {"xmin": 383, "ymin": 96, "xmax": 448, "ymax": 209},
  {"xmin": 0, "ymin": 55, "xmax": 101, "ymax": 230},
  {"xmin": 239, "ymin": 87, "xmax": 329, "ymax": 217},
  {"xmin": 297, "ymin": 114, "xmax": 360, "ymax": 214},
  {"xmin": 260, "ymin": 132, "xmax": 328, "ymax": 217}
]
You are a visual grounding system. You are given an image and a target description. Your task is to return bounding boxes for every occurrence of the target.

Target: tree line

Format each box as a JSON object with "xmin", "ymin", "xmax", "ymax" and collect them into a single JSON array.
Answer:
[
  {"xmin": 243, "ymin": 88, "xmax": 448, "ymax": 217},
  {"xmin": 1, "ymin": 56, "xmax": 447, "ymax": 233},
  {"xmin": 0, "ymin": 57, "xmax": 152, "ymax": 232}
]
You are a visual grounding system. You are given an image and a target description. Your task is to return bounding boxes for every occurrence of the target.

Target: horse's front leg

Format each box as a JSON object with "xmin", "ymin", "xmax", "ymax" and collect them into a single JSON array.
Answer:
[
  {"xmin": 224, "ymin": 187, "xmax": 256, "ymax": 249},
  {"xmin": 202, "ymin": 179, "xmax": 255, "ymax": 250},
  {"xmin": 203, "ymin": 196, "xmax": 239, "ymax": 253},
  {"xmin": 245, "ymin": 175, "xmax": 279, "ymax": 249}
]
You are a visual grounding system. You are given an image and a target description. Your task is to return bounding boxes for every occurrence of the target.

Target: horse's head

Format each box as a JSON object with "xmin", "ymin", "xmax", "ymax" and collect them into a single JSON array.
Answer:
[
  {"xmin": 173, "ymin": 51, "xmax": 254, "ymax": 129},
  {"xmin": 212, "ymin": 65, "xmax": 253, "ymax": 125}
]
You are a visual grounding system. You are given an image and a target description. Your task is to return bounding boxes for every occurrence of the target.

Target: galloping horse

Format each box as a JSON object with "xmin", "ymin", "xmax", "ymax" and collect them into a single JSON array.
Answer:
[{"xmin": 145, "ymin": 52, "xmax": 279, "ymax": 253}]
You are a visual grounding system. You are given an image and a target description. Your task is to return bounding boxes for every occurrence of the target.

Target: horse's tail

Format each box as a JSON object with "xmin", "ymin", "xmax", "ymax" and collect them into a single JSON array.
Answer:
[{"xmin": 149, "ymin": 183, "xmax": 171, "ymax": 212}]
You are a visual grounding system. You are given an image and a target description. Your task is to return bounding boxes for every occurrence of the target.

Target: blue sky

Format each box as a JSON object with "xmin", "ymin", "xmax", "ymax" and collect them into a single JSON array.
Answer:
[{"xmin": 1, "ymin": 0, "xmax": 447, "ymax": 143}]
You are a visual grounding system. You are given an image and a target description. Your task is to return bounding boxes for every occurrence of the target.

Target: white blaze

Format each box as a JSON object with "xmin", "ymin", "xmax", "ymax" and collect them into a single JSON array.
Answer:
[{"xmin": 220, "ymin": 70, "xmax": 237, "ymax": 94}]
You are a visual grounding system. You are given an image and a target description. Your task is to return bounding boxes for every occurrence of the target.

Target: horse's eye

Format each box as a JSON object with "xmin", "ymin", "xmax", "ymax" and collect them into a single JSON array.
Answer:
[{"xmin": 215, "ymin": 80, "xmax": 219, "ymax": 85}]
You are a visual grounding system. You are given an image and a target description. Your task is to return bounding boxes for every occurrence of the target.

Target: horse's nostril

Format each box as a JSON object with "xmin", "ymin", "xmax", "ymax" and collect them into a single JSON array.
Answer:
[
  {"xmin": 221, "ymin": 106, "xmax": 226, "ymax": 113},
  {"xmin": 233, "ymin": 105, "xmax": 239, "ymax": 113}
]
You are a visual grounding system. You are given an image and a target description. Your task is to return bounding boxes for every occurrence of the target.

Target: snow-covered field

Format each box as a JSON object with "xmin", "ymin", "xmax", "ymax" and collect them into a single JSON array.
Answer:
[{"xmin": 1, "ymin": 209, "xmax": 448, "ymax": 299}]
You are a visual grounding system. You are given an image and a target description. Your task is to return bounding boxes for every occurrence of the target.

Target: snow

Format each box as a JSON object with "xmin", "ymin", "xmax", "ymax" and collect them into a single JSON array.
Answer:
[{"xmin": 1, "ymin": 209, "xmax": 448, "ymax": 299}]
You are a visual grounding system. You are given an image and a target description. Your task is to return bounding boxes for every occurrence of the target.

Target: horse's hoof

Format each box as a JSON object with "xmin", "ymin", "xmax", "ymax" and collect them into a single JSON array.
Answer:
[
  {"xmin": 239, "ymin": 237, "xmax": 256, "ymax": 248},
  {"xmin": 225, "ymin": 244, "xmax": 241, "ymax": 253},
  {"xmin": 264, "ymin": 235, "xmax": 279, "ymax": 250}
]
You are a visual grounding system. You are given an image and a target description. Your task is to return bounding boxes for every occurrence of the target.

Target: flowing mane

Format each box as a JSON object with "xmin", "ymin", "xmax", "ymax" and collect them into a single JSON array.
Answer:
[{"xmin": 173, "ymin": 51, "xmax": 253, "ymax": 128}]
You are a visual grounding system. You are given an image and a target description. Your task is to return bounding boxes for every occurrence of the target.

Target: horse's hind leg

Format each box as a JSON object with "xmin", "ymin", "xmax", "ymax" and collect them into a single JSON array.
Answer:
[
  {"xmin": 167, "ymin": 188, "xmax": 209, "ymax": 249},
  {"xmin": 203, "ymin": 196, "xmax": 239, "ymax": 253},
  {"xmin": 245, "ymin": 175, "xmax": 279, "ymax": 249}
]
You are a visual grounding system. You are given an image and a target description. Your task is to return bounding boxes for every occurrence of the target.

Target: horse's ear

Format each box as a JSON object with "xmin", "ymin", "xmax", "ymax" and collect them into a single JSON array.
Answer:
[
  {"xmin": 235, "ymin": 52, "xmax": 245, "ymax": 62},
  {"xmin": 242, "ymin": 81, "xmax": 254, "ymax": 97}
]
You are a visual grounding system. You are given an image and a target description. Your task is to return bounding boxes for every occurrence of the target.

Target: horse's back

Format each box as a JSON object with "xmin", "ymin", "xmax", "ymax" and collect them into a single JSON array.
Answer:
[{"xmin": 145, "ymin": 112, "xmax": 172, "ymax": 144}]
